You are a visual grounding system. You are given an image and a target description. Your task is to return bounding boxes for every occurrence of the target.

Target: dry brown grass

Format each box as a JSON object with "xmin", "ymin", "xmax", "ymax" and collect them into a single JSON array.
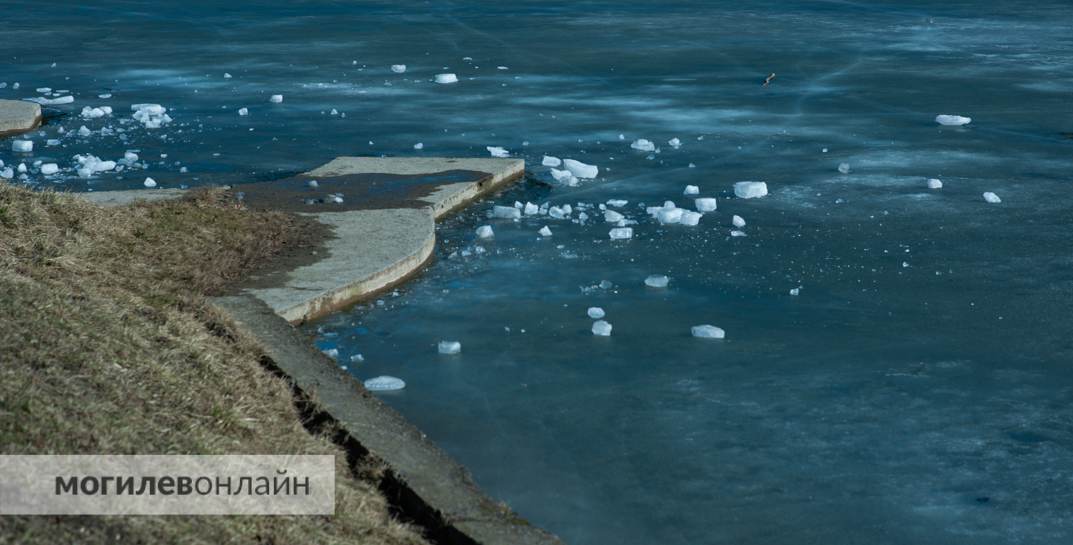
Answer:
[{"xmin": 0, "ymin": 184, "xmax": 429, "ymax": 545}]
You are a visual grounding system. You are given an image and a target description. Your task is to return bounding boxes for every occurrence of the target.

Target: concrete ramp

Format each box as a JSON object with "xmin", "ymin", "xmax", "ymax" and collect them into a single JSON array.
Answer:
[{"xmin": 0, "ymin": 99, "xmax": 43, "ymax": 137}]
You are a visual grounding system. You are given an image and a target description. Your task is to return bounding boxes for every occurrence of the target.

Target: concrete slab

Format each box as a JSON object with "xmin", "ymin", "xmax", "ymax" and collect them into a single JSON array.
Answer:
[
  {"xmin": 212, "ymin": 295, "xmax": 564, "ymax": 545},
  {"xmin": 77, "ymin": 188, "xmax": 188, "ymax": 206},
  {"xmin": 0, "ymin": 99, "xmax": 43, "ymax": 137}
]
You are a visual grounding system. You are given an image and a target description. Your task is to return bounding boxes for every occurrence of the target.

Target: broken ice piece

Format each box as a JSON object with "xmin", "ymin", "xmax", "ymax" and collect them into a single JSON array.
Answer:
[
  {"xmin": 680, "ymin": 211, "xmax": 702, "ymax": 226},
  {"xmin": 563, "ymin": 158, "xmax": 598, "ymax": 179},
  {"xmin": 414, "ymin": 142, "xmax": 424, "ymax": 150},
  {"xmin": 683, "ymin": 185, "xmax": 699, "ymax": 195},
  {"xmin": 695, "ymin": 198, "xmax": 717, "ymax": 212},
  {"xmin": 733, "ymin": 181, "xmax": 768, "ymax": 199},
  {"xmin": 935, "ymin": 114, "xmax": 971, "ymax": 126},
  {"xmin": 238, "ymin": 107, "xmax": 249, "ymax": 116},
  {"xmin": 391, "ymin": 64, "xmax": 407, "ymax": 73},
  {"xmin": 363, "ymin": 376, "xmax": 406, "ymax": 391},
  {"xmin": 486, "ymin": 146, "xmax": 509, "ymax": 158},
  {"xmin": 604, "ymin": 210, "xmax": 624, "ymax": 223},
  {"xmin": 438, "ymin": 340, "xmax": 462, "ymax": 354},
  {"xmin": 668, "ymin": 137, "xmax": 681, "ymax": 149},
  {"xmin": 927, "ymin": 178, "xmax": 943, "ymax": 189},
  {"xmin": 657, "ymin": 207, "xmax": 683, "ymax": 225},
  {"xmin": 476, "ymin": 225, "xmax": 494, "ymax": 239},
  {"xmin": 730, "ymin": 230, "xmax": 746, "ymax": 237},
  {"xmin": 789, "ymin": 287, "xmax": 800, "ymax": 296},
  {"xmin": 538, "ymin": 225, "xmax": 552, "ymax": 237},
  {"xmin": 630, "ymin": 138, "xmax": 655, "ymax": 152},
  {"xmin": 587, "ymin": 307, "xmax": 605, "ymax": 319},
  {"xmin": 732, "ymin": 215, "xmax": 746, "ymax": 228},
  {"xmin": 983, "ymin": 192, "xmax": 1001, "ymax": 204},
  {"xmin": 11, "ymin": 140, "xmax": 33, "ymax": 153},
  {"xmin": 143, "ymin": 177, "xmax": 157, "ymax": 188},
  {"xmin": 691, "ymin": 325, "xmax": 725, "ymax": 339},
  {"xmin": 609, "ymin": 227, "xmax": 633, "ymax": 240},
  {"xmin": 645, "ymin": 275, "xmax": 669, "ymax": 288},
  {"xmin": 591, "ymin": 320, "xmax": 613, "ymax": 336},
  {"xmin": 838, "ymin": 162, "xmax": 850, "ymax": 174},
  {"xmin": 40, "ymin": 163, "xmax": 59, "ymax": 175},
  {"xmin": 492, "ymin": 205, "xmax": 521, "ymax": 219},
  {"xmin": 435, "ymin": 73, "xmax": 458, "ymax": 84},
  {"xmin": 542, "ymin": 155, "xmax": 562, "ymax": 167},
  {"xmin": 269, "ymin": 94, "xmax": 283, "ymax": 103}
]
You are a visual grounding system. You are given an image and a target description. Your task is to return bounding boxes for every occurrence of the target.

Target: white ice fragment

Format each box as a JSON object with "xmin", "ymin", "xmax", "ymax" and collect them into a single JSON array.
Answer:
[
  {"xmin": 322, "ymin": 348, "xmax": 339, "ymax": 359},
  {"xmin": 238, "ymin": 107, "xmax": 249, "ymax": 116},
  {"xmin": 413, "ymin": 142, "xmax": 424, "ymax": 150},
  {"xmin": 364, "ymin": 376, "xmax": 406, "ymax": 391},
  {"xmin": 549, "ymin": 168, "xmax": 578, "ymax": 186},
  {"xmin": 838, "ymin": 162, "xmax": 850, "ymax": 174},
  {"xmin": 269, "ymin": 94, "xmax": 283, "ymax": 103},
  {"xmin": 732, "ymin": 215, "xmax": 746, "ymax": 228},
  {"xmin": 591, "ymin": 320, "xmax": 613, "ymax": 336},
  {"xmin": 606, "ymin": 199, "xmax": 627, "ymax": 208},
  {"xmin": 668, "ymin": 137, "xmax": 681, "ymax": 149},
  {"xmin": 683, "ymin": 185, "xmax": 699, "ymax": 195},
  {"xmin": 0, "ymin": 168, "xmax": 12, "ymax": 179},
  {"xmin": 609, "ymin": 227, "xmax": 633, "ymax": 240},
  {"xmin": 524, "ymin": 202, "xmax": 539, "ymax": 215},
  {"xmin": 656, "ymin": 207, "xmax": 683, "ymax": 225},
  {"xmin": 733, "ymin": 181, "xmax": 768, "ymax": 199},
  {"xmin": 587, "ymin": 307, "xmax": 605, "ymax": 319},
  {"xmin": 80, "ymin": 106, "xmax": 110, "ymax": 119},
  {"xmin": 143, "ymin": 177, "xmax": 157, "ymax": 188},
  {"xmin": 730, "ymin": 230, "xmax": 747, "ymax": 237},
  {"xmin": 691, "ymin": 325, "xmax": 725, "ymax": 339},
  {"xmin": 131, "ymin": 103, "xmax": 171, "ymax": 128},
  {"xmin": 476, "ymin": 225, "xmax": 494, "ymax": 239},
  {"xmin": 223, "ymin": 72, "xmax": 232, "ymax": 78},
  {"xmin": 604, "ymin": 210, "xmax": 624, "ymax": 223},
  {"xmin": 391, "ymin": 64, "xmax": 407, "ymax": 73},
  {"xmin": 438, "ymin": 340, "xmax": 462, "ymax": 354},
  {"xmin": 435, "ymin": 73, "xmax": 458, "ymax": 84},
  {"xmin": 541, "ymin": 155, "xmax": 561, "ymax": 167},
  {"xmin": 563, "ymin": 158, "xmax": 598, "ymax": 179},
  {"xmin": 492, "ymin": 205, "xmax": 521, "ymax": 219},
  {"xmin": 983, "ymin": 192, "xmax": 1001, "ymax": 204},
  {"xmin": 927, "ymin": 178, "xmax": 943, "ymax": 189},
  {"xmin": 630, "ymin": 138, "xmax": 655, "ymax": 152},
  {"xmin": 40, "ymin": 163, "xmax": 59, "ymax": 175},
  {"xmin": 77, "ymin": 125, "xmax": 92, "ymax": 137},
  {"xmin": 11, "ymin": 140, "xmax": 33, "ymax": 153},
  {"xmin": 695, "ymin": 197, "xmax": 717, "ymax": 212},
  {"xmin": 538, "ymin": 225, "xmax": 552, "ymax": 237},
  {"xmin": 27, "ymin": 95, "xmax": 74, "ymax": 105},
  {"xmin": 679, "ymin": 211, "xmax": 702, "ymax": 226},
  {"xmin": 789, "ymin": 287, "xmax": 801, "ymax": 296},
  {"xmin": 644, "ymin": 275, "xmax": 669, "ymax": 288},
  {"xmin": 486, "ymin": 146, "xmax": 509, "ymax": 158},
  {"xmin": 935, "ymin": 114, "xmax": 971, "ymax": 126}
]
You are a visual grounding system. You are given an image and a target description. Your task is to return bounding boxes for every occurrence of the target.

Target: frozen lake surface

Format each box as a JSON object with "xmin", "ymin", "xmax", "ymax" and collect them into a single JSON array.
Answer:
[{"xmin": 5, "ymin": 2, "xmax": 1073, "ymax": 543}]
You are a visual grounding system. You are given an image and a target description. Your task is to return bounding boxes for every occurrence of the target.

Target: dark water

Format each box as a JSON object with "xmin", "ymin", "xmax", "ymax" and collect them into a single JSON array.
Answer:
[{"xmin": 4, "ymin": 2, "xmax": 1073, "ymax": 543}]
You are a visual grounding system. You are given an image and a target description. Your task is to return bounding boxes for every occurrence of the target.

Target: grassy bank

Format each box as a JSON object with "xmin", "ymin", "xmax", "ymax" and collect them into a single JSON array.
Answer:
[{"xmin": 0, "ymin": 184, "xmax": 428, "ymax": 545}]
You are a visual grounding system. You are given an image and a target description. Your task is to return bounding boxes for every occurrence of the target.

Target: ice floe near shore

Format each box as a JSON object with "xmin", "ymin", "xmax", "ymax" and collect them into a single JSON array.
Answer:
[
  {"xmin": 733, "ymin": 181, "xmax": 768, "ymax": 199},
  {"xmin": 364, "ymin": 376, "xmax": 406, "ymax": 391},
  {"xmin": 935, "ymin": 114, "xmax": 971, "ymax": 126}
]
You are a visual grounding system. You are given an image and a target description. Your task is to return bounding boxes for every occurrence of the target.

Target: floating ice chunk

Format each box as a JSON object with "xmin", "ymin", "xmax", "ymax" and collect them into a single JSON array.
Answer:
[
  {"xmin": 11, "ymin": 140, "xmax": 33, "ymax": 152},
  {"xmin": 604, "ymin": 210, "xmax": 624, "ymax": 223},
  {"xmin": 542, "ymin": 155, "xmax": 561, "ymax": 167},
  {"xmin": 486, "ymin": 146, "xmax": 509, "ymax": 158},
  {"xmin": 730, "ymin": 230, "xmax": 746, "ymax": 237},
  {"xmin": 679, "ymin": 211, "xmax": 702, "ymax": 226},
  {"xmin": 935, "ymin": 114, "xmax": 971, "ymax": 126},
  {"xmin": 131, "ymin": 103, "xmax": 171, "ymax": 128},
  {"xmin": 438, "ymin": 340, "xmax": 462, "ymax": 354},
  {"xmin": 695, "ymin": 197, "xmax": 717, "ymax": 212},
  {"xmin": 364, "ymin": 376, "xmax": 406, "ymax": 391},
  {"xmin": 733, "ymin": 181, "xmax": 768, "ymax": 199},
  {"xmin": 40, "ymin": 163, "xmax": 59, "ymax": 175},
  {"xmin": 350, "ymin": 354, "xmax": 364, "ymax": 363},
  {"xmin": 322, "ymin": 348, "xmax": 339, "ymax": 359},
  {"xmin": 656, "ymin": 207, "xmax": 683, "ymax": 225},
  {"xmin": 0, "ymin": 168, "xmax": 12, "ymax": 179},
  {"xmin": 587, "ymin": 307, "xmax": 605, "ymax": 319},
  {"xmin": 238, "ymin": 107, "xmax": 249, "ymax": 116},
  {"xmin": 269, "ymin": 94, "xmax": 283, "ymax": 103},
  {"xmin": 524, "ymin": 202, "xmax": 539, "ymax": 215},
  {"xmin": 77, "ymin": 125, "xmax": 92, "ymax": 137},
  {"xmin": 838, "ymin": 162, "xmax": 850, "ymax": 174},
  {"xmin": 591, "ymin": 320, "xmax": 613, "ymax": 336},
  {"xmin": 80, "ymin": 106, "xmax": 111, "ymax": 119},
  {"xmin": 492, "ymin": 205, "xmax": 521, "ymax": 219},
  {"xmin": 691, "ymin": 325, "xmax": 725, "ymax": 339},
  {"xmin": 413, "ymin": 142, "xmax": 424, "ymax": 150},
  {"xmin": 17, "ymin": 163, "xmax": 26, "ymax": 173},
  {"xmin": 27, "ymin": 95, "xmax": 74, "ymax": 105},
  {"xmin": 223, "ymin": 72, "xmax": 232, "ymax": 78},
  {"xmin": 631, "ymin": 138, "xmax": 655, "ymax": 152},
  {"xmin": 983, "ymin": 192, "xmax": 1001, "ymax": 204},
  {"xmin": 732, "ymin": 215, "xmax": 746, "ymax": 228},
  {"xmin": 668, "ymin": 137, "xmax": 681, "ymax": 149},
  {"xmin": 683, "ymin": 185, "xmax": 699, "ymax": 195},
  {"xmin": 143, "ymin": 177, "xmax": 157, "ymax": 188},
  {"xmin": 538, "ymin": 225, "xmax": 552, "ymax": 237},
  {"xmin": 789, "ymin": 287, "xmax": 801, "ymax": 296},
  {"xmin": 607, "ymin": 199, "xmax": 627, "ymax": 208},
  {"xmin": 549, "ymin": 168, "xmax": 579, "ymax": 186},
  {"xmin": 609, "ymin": 227, "xmax": 633, "ymax": 240},
  {"xmin": 73, "ymin": 154, "xmax": 116, "ymax": 177},
  {"xmin": 563, "ymin": 158, "xmax": 598, "ymax": 179},
  {"xmin": 435, "ymin": 73, "xmax": 458, "ymax": 84},
  {"xmin": 476, "ymin": 225, "xmax": 494, "ymax": 239},
  {"xmin": 927, "ymin": 178, "xmax": 943, "ymax": 189},
  {"xmin": 391, "ymin": 64, "xmax": 407, "ymax": 73},
  {"xmin": 645, "ymin": 275, "xmax": 669, "ymax": 288},
  {"xmin": 46, "ymin": 139, "xmax": 60, "ymax": 146}
]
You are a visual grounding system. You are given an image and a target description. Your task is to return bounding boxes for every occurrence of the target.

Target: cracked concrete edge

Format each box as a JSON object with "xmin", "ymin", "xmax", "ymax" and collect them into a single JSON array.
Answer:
[
  {"xmin": 210, "ymin": 294, "xmax": 564, "ymax": 545},
  {"xmin": 0, "ymin": 100, "xmax": 43, "ymax": 137}
]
